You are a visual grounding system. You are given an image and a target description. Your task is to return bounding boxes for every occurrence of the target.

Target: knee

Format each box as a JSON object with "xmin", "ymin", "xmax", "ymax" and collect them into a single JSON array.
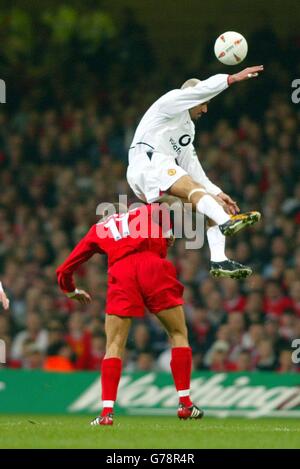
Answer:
[
  {"xmin": 170, "ymin": 175, "xmax": 206, "ymax": 201},
  {"xmin": 207, "ymin": 218, "xmax": 217, "ymax": 228}
]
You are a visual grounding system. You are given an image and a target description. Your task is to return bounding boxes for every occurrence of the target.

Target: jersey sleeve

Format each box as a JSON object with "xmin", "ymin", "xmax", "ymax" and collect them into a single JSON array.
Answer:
[
  {"xmin": 176, "ymin": 146, "xmax": 222, "ymax": 196},
  {"xmin": 56, "ymin": 226, "xmax": 102, "ymax": 293},
  {"xmin": 158, "ymin": 74, "xmax": 229, "ymax": 117}
]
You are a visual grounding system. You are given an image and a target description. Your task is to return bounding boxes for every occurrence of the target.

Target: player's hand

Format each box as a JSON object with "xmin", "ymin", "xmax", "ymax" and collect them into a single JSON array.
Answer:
[
  {"xmin": 0, "ymin": 289, "xmax": 10, "ymax": 310},
  {"xmin": 216, "ymin": 192, "xmax": 240, "ymax": 215},
  {"xmin": 71, "ymin": 289, "xmax": 92, "ymax": 305},
  {"xmin": 167, "ymin": 234, "xmax": 175, "ymax": 247},
  {"xmin": 228, "ymin": 65, "xmax": 264, "ymax": 84}
]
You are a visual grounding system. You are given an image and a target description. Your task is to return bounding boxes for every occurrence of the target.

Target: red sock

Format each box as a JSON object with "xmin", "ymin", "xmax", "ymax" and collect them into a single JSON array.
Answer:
[
  {"xmin": 101, "ymin": 357, "xmax": 122, "ymax": 416},
  {"xmin": 170, "ymin": 347, "xmax": 193, "ymax": 407}
]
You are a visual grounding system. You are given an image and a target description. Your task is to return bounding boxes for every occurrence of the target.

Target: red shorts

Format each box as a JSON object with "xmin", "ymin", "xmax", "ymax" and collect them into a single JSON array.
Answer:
[{"xmin": 106, "ymin": 252, "xmax": 184, "ymax": 317}]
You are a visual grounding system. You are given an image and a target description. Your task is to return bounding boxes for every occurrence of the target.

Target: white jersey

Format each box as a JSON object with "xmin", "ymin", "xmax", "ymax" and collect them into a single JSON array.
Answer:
[{"xmin": 127, "ymin": 74, "xmax": 229, "ymax": 202}]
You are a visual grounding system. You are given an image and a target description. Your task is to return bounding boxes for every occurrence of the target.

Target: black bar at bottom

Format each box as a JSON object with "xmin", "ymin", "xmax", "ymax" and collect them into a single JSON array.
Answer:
[{"xmin": 0, "ymin": 449, "xmax": 298, "ymax": 466}]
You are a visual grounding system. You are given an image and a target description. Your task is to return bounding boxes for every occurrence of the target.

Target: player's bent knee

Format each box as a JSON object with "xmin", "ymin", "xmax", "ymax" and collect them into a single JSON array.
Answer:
[
  {"xmin": 169, "ymin": 175, "xmax": 206, "ymax": 201},
  {"xmin": 206, "ymin": 218, "xmax": 217, "ymax": 228}
]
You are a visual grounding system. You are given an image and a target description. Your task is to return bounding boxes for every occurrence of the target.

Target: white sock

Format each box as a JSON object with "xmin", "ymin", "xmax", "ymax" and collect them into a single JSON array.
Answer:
[
  {"xmin": 103, "ymin": 400, "xmax": 114, "ymax": 408},
  {"xmin": 207, "ymin": 225, "xmax": 228, "ymax": 262},
  {"xmin": 178, "ymin": 389, "xmax": 190, "ymax": 397},
  {"xmin": 196, "ymin": 195, "xmax": 230, "ymax": 225}
]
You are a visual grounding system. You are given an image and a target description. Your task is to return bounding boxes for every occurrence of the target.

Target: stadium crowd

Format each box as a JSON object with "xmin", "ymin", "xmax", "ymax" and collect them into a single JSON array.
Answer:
[{"xmin": 0, "ymin": 12, "xmax": 300, "ymax": 373}]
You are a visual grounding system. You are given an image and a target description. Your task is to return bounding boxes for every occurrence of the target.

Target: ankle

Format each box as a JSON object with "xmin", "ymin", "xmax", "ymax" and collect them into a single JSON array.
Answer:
[
  {"xmin": 179, "ymin": 396, "xmax": 193, "ymax": 407},
  {"xmin": 101, "ymin": 407, "xmax": 113, "ymax": 417}
]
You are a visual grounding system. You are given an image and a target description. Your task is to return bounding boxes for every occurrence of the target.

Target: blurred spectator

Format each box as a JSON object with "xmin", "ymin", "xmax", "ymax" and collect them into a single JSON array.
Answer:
[
  {"xmin": 244, "ymin": 291, "xmax": 265, "ymax": 324},
  {"xmin": 231, "ymin": 350, "xmax": 253, "ymax": 372},
  {"xmin": 205, "ymin": 291, "xmax": 227, "ymax": 327},
  {"xmin": 221, "ymin": 278, "xmax": 246, "ymax": 313},
  {"xmin": 10, "ymin": 313, "xmax": 48, "ymax": 362},
  {"xmin": 277, "ymin": 349, "xmax": 299, "ymax": 373},
  {"xmin": 76, "ymin": 334, "xmax": 106, "ymax": 370},
  {"xmin": 289, "ymin": 281, "xmax": 300, "ymax": 317},
  {"xmin": 44, "ymin": 342, "xmax": 75, "ymax": 372},
  {"xmin": 157, "ymin": 348, "xmax": 171, "ymax": 372},
  {"xmin": 46, "ymin": 319, "xmax": 65, "ymax": 349},
  {"xmin": 128, "ymin": 323, "xmax": 153, "ymax": 363},
  {"xmin": 255, "ymin": 339, "xmax": 277, "ymax": 371},
  {"xmin": 65, "ymin": 312, "xmax": 91, "ymax": 361},
  {"xmin": 264, "ymin": 281, "xmax": 293, "ymax": 317},
  {"xmin": 241, "ymin": 323, "xmax": 265, "ymax": 361},
  {"xmin": 190, "ymin": 307, "xmax": 214, "ymax": 352},
  {"xmin": 23, "ymin": 342, "xmax": 44, "ymax": 370},
  {"xmin": 204, "ymin": 340, "xmax": 231, "ymax": 371},
  {"xmin": 135, "ymin": 353, "xmax": 156, "ymax": 372}
]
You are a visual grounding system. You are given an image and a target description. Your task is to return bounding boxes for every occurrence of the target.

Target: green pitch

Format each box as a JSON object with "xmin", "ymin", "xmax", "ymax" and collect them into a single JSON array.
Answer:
[{"xmin": 0, "ymin": 415, "xmax": 299, "ymax": 449}]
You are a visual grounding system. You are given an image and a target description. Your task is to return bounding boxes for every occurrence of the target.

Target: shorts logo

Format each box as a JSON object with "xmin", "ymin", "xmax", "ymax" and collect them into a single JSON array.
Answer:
[{"xmin": 168, "ymin": 169, "xmax": 177, "ymax": 176}]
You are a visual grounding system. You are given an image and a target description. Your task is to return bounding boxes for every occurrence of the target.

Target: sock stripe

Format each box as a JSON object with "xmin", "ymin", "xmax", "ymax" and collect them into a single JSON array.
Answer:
[
  {"xmin": 103, "ymin": 400, "xmax": 114, "ymax": 408},
  {"xmin": 178, "ymin": 389, "xmax": 190, "ymax": 397}
]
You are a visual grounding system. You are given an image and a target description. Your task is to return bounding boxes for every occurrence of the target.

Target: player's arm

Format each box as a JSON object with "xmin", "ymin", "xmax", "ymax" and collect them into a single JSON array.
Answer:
[
  {"xmin": 159, "ymin": 66, "xmax": 263, "ymax": 117},
  {"xmin": 227, "ymin": 65, "xmax": 264, "ymax": 85},
  {"xmin": 0, "ymin": 281, "xmax": 9, "ymax": 310},
  {"xmin": 56, "ymin": 226, "xmax": 101, "ymax": 304},
  {"xmin": 159, "ymin": 74, "xmax": 229, "ymax": 116},
  {"xmin": 177, "ymin": 146, "xmax": 239, "ymax": 214}
]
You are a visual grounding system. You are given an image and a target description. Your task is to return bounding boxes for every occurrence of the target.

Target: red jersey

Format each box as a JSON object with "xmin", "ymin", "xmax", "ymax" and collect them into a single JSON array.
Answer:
[{"xmin": 57, "ymin": 204, "xmax": 171, "ymax": 293}]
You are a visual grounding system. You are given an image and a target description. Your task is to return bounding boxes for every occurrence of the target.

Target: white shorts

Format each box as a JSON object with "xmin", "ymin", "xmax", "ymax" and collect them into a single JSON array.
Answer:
[{"xmin": 127, "ymin": 150, "xmax": 187, "ymax": 203}]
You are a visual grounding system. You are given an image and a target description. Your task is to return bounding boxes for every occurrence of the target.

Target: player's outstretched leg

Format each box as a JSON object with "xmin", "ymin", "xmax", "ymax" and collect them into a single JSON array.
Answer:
[
  {"xmin": 156, "ymin": 306, "xmax": 204, "ymax": 421},
  {"xmin": 169, "ymin": 176, "xmax": 261, "ymax": 238}
]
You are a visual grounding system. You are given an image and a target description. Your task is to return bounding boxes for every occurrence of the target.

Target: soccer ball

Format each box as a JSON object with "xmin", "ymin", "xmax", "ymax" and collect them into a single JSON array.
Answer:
[{"xmin": 214, "ymin": 31, "xmax": 248, "ymax": 66}]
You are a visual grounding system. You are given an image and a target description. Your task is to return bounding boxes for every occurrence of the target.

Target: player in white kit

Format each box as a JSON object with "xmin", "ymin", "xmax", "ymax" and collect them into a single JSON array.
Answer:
[{"xmin": 127, "ymin": 65, "xmax": 264, "ymax": 278}]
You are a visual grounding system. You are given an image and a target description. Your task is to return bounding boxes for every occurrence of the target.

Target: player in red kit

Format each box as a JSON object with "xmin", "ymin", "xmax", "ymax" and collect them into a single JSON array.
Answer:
[{"xmin": 56, "ymin": 203, "xmax": 204, "ymax": 425}]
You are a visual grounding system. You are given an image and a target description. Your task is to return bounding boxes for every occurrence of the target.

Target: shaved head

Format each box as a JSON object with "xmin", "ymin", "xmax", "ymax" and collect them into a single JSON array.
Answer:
[
  {"xmin": 181, "ymin": 78, "xmax": 201, "ymax": 89},
  {"xmin": 181, "ymin": 78, "xmax": 209, "ymax": 120}
]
